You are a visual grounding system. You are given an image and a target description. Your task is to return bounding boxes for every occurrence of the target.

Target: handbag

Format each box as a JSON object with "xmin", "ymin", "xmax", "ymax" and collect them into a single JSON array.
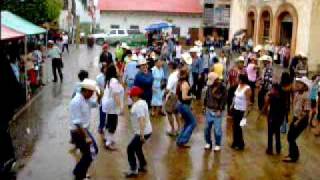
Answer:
[{"xmin": 164, "ymin": 92, "xmax": 178, "ymax": 113}]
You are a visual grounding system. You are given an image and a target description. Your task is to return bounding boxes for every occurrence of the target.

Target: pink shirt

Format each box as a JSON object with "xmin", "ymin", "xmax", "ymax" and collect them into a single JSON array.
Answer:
[{"xmin": 247, "ymin": 63, "xmax": 257, "ymax": 82}]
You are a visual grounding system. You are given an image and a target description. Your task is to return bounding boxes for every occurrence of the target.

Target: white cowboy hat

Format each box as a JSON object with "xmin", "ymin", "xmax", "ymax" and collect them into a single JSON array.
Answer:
[
  {"xmin": 120, "ymin": 42, "xmax": 130, "ymax": 49},
  {"xmin": 194, "ymin": 40, "xmax": 203, "ymax": 47},
  {"xmin": 80, "ymin": 79, "xmax": 100, "ymax": 94},
  {"xmin": 189, "ymin": 46, "xmax": 199, "ymax": 53},
  {"xmin": 296, "ymin": 76, "xmax": 312, "ymax": 89},
  {"xmin": 140, "ymin": 48, "xmax": 147, "ymax": 54},
  {"xmin": 209, "ymin": 46, "xmax": 215, "ymax": 51},
  {"xmin": 48, "ymin": 40, "xmax": 54, "ymax": 44},
  {"xmin": 137, "ymin": 58, "xmax": 148, "ymax": 67},
  {"xmin": 258, "ymin": 55, "xmax": 272, "ymax": 62},
  {"xmin": 253, "ymin": 44, "xmax": 263, "ymax": 52},
  {"xmin": 181, "ymin": 52, "xmax": 192, "ymax": 65},
  {"xmin": 207, "ymin": 72, "xmax": 219, "ymax": 86},
  {"xmin": 131, "ymin": 54, "xmax": 138, "ymax": 61},
  {"xmin": 236, "ymin": 56, "xmax": 245, "ymax": 62}
]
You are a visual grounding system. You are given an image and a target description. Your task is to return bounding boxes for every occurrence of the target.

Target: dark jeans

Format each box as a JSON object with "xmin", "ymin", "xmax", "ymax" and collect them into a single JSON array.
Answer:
[
  {"xmin": 232, "ymin": 110, "xmax": 245, "ymax": 149},
  {"xmin": 258, "ymin": 88, "xmax": 268, "ymax": 111},
  {"xmin": 267, "ymin": 119, "xmax": 281, "ymax": 153},
  {"xmin": 98, "ymin": 106, "xmax": 106, "ymax": 131},
  {"xmin": 248, "ymin": 80, "xmax": 256, "ymax": 103},
  {"xmin": 127, "ymin": 134, "xmax": 151, "ymax": 171},
  {"xmin": 105, "ymin": 114, "xmax": 118, "ymax": 134},
  {"xmin": 191, "ymin": 72, "xmax": 203, "ymax": 99},
  {"xmin": 287, "ymin": 116, "xmax": 308, "ymax": 161},
  {"xmin": 52, "ymin": 58, "xmax": 63, "ymax": 82},
  {"xmin": 176, "ymin": 103, "xmax": 197, "ymax": 145},
  {"xmin": 62, "ymin": 43, "xmax": 69, "ymax": 53},
  {"xmin": 71, "ymin": 129, "xmax": 98, "ymax": 180}
]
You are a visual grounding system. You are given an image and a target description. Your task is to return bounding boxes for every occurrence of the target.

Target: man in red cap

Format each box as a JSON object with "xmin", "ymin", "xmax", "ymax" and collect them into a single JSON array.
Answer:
[
  {"xmin": 125, "ymin": 86, "xmax": 152, "ymax": 178},
  {"xmin": 99, "ymin": 43, "xmax": 113, "ymax": 65}
]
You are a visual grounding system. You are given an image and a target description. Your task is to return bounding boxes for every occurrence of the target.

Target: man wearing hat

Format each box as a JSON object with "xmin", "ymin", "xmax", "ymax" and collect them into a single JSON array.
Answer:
[
  {"xmin": 69, "ymin": 79, "xmax": 100, "ymax": 180},
  {"xmin": 190, "ymin": 47, "xmax": 204, "ymax": 100},
  {"xmin": 47, "ymin": 40, "xmax": 63, "ymax": 82},
  {"xmin": 99, "ymin": 43, "xmax": 113, "ymax": 65},
  {"xmin": 203, "ymin": 72, "xmax": 227, "ymax": 151},
  {"xmin": 258, "ymin": 55, "xmax": 273, "ymax": 111},
  {"xmin": 283, "ymin": 76, "xmax": 311, "ymax": 163},
  {"xmin": 123, "ymin": 54, "xmax": 139, "ymax": 106},
  {"xmin": 125, "ymin": 86, "xmax": 152, "ymax": 178},
  {"xmin": 134, "ymin": 58, "xmax": 154, "ymax": 107}
]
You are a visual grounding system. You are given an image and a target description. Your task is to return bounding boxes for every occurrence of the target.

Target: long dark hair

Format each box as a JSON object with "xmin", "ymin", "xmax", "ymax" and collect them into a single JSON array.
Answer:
[
  {"xmin": 176, "ymin": 68, "xmax": 189, "ymax": 95},
  {"xmin": 105, "ymin": 65, "xmax": 118, "ymax": 87}
]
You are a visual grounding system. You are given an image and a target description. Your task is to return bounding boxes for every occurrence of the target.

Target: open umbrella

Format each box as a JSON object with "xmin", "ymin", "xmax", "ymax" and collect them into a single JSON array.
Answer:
[{"xmin": 145, "ymin": 22, "xmax": 174, "ymax": 31}]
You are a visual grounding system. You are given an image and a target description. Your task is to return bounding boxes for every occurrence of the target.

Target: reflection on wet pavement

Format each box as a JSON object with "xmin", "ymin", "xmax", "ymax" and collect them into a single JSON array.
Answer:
[{"xmin": 14, "ymin": 45, "xmax": 320, "ymax": 180}]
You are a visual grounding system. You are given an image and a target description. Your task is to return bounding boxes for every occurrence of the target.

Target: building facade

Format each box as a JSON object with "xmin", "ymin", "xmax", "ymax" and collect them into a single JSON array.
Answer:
[
  {"xmin": 229, "ymin": 0, "xmax": 320, "ymax": 71},
  {"xmin": 98, "ymin": 0, "xmax": 203, "ymax": 37}
]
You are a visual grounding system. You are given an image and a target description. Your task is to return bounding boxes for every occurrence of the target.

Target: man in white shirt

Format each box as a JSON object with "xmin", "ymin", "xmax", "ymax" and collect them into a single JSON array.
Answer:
[
  {"xmin": 69, "ymin": 79, "xmax": 99, "ymax": 180},
  {"xmin": 164, "ymin": 62, "xmax": 180, "ymax": 136},
  {"xmin": 125, "ymin": 86, "xmax": 152, "ymax": 178},
  {"xmin": 62, "ymin": 32, "xmax": 69, "ymax": 54},
  {"xmin": 47, "ymin": 40, "xmax": 63, "ymax": 82}
]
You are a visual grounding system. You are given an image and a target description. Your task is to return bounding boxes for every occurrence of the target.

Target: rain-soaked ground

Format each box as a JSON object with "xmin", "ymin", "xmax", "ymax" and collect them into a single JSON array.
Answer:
[{"xmin": 12, "ymin": 45, "xmax": 320, "ymax": 180}]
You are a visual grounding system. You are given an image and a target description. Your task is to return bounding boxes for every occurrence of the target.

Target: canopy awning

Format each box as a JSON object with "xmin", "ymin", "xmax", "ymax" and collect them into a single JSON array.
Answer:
[
  {"xmin": 145, "ymin": 22, "xmax": 175, "ymax": 31},
  {"xmin": 1, "ymin": 25, "xmax": 25, "ymax": 40},
  {"xmin": 1, "ymin": 10, "xmax": 46, "ymax": 35}
]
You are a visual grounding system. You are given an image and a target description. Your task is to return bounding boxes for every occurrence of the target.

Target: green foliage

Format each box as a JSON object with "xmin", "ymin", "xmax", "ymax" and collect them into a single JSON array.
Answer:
[{"xmin": 2, "ymin": 0, "xmax": 63, "ymax": 24}]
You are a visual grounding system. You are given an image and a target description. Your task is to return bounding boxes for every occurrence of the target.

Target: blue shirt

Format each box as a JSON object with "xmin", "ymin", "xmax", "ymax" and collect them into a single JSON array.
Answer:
[
  {"xmin": 191, "ymin": 57, "xmax": 203, "ymax": 74},
  {"xmin": 134, "ymin": 71, "xmax": 154, "ymax": 103},
  {"xmin": 123, "ymin": 61, "xmax": 139, "ymax": 83}
]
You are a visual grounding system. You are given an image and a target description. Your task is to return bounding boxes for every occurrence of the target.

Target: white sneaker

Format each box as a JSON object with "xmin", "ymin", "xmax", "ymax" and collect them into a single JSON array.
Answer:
[
  {"xmin": 204, "ymin": 144, "xmax": 212, "ymax": 150},
  {"xmin": 214, "ymin": 146, "xmax": 221, "ymax": 151}
]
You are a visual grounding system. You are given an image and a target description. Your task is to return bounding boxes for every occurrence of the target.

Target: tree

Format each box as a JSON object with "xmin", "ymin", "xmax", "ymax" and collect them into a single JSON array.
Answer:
[{"xmin": 2, "ymin": 0, "xmax": 63, "ymax": 25}]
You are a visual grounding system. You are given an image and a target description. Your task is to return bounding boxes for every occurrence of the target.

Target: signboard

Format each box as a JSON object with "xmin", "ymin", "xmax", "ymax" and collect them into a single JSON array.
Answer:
[{"xmin": 213, "ymin": 6, "xmax": 230, "ymax": 28}]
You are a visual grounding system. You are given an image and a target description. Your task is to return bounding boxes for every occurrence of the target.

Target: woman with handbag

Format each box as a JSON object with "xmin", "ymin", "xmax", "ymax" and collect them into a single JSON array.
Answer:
[{"xmin": 231, "ymin": 74, "xmax": 251, "ymax": 150}]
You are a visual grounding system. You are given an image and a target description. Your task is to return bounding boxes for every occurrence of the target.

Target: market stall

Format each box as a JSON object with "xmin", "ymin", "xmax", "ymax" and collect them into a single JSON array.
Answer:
[{"xmin": 1, "ymin": 10, "xmax": 47, "ymax": 101}]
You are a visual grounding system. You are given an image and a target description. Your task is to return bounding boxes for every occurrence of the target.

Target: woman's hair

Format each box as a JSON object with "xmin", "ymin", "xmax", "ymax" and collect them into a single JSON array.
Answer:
[
  {"xmin": 280, "ymin": 72, "xmax": 291, "ymax": 86},
  {"xmin": 78, "ymin": 70, "xmax": 89, "ymax": 81},
  {"xmin": 105, "ymin": 65, "xmax": 118, "ymax": 86},
  {"xmin": 179, "ymin": 68, "xmax": 189, "ymax": 81},
  {"xmin": 238, "ymin": 74, "xmax": 248, "ymax": 84}
]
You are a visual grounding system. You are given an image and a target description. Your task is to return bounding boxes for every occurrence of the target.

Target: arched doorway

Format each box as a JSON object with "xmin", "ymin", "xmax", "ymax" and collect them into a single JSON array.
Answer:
[
  {"xmin": 247, "ymin": 11, "xmax": 256, "ymax": 39},
  {"xmin": 258, "ymin": 7, "xmax": 272, "ymax": 44},
  {"xmin": 274, "ymin": 3, "xmax": 298, "ymax": 55}
]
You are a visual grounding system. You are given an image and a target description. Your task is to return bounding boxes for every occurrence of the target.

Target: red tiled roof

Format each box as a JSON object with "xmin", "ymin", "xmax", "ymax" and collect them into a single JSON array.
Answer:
[{"xmin": 99, "ymin": 0, "xmax": 203, "ymax": 14}]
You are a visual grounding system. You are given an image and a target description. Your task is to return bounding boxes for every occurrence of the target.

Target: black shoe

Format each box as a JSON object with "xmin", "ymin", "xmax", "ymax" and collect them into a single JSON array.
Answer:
[{"xmin": 138, "ymin": 167, "xmax": 147, "ymax": 173}]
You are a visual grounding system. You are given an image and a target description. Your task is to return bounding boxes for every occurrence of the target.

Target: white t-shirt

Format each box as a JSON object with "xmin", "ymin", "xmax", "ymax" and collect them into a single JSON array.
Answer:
[
  {"xmin": 62, "ymin": 35, "xmax": 68, "ymax": 44},
  {"xmin": 130, "ymin": 99, "xmax": 152, "ymax": 135},
  {"xmin": 175, "ymin": 45, "xmax": 182, "ymax": 58},
  {"xmin": 102, "ymin": 78, "xmax": 124, "ymax": 114},
  {"xmin": 166, "ymin": 70, "xmax": 179, "ymax": 93}
]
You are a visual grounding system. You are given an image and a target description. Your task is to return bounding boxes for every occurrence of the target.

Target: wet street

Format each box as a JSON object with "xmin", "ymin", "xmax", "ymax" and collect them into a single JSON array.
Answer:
[{"xmin": 14, "ymin": 45, "xmax": 320, "ymax": 180}]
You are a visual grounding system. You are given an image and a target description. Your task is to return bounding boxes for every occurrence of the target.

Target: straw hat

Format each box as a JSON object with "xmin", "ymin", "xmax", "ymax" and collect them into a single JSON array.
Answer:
[
  {"xmin": 120, "ymin": 42, "xmax": 130, "ymax": 49},
  {"xmin": 296, "ymin": 76, "xmax": 312, "ymax": 89},
  {"xmin": 258, "ymin": 55, "xmax": 272, "ymax": 62},
  {"xmin": 253, "ymin": 44, "xmax": 263, "ymax": 52},
  {"xmin": 236, "ymin": 56, "xmax": 245, "ymax": 62},
  {"xmin": 207, "ymin": 72, "xmax": 218, "ymax": 86},
  {"xmin": 137, "ymin": 58, "xmax": 148, "ymax": 67},
  {"xmin": 194, "ymin": 40, "xmax": 203, "ymax": 47},
  {"xmin": 80, "ymin": 79, "xmax": 100, "ymax": 94},
  {"xmin": 189, "ymin": 46, "xmax": 199, "ymax": 53},
  {"xmin": 181, "ymin": 52, "xmax": 192, "ymax": 65}
]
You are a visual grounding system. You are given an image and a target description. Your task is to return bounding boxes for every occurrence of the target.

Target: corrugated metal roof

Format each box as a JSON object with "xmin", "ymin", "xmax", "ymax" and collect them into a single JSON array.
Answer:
[
  {"xmin": 1, "ymin": 11, "xmax": 46, "ymax": 35},
  {"xmin": 99, "ymin": 0, "xmax": 203, "ymax": 14},
  {"xmin": 1, "ymin": 25, "xmax": 25, "ymax": 40}
]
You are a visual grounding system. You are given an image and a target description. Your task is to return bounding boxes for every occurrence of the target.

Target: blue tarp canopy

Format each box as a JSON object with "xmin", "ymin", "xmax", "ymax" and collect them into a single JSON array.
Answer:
[{"xmin": 145, "ymin": 22, "xmax": 174, "ymax": 31}]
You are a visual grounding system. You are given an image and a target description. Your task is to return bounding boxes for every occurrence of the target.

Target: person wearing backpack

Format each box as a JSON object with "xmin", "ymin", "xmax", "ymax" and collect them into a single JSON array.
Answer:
[{"xmin": 203, "ymin": 72, "xmax": 227, "ymax": 151}]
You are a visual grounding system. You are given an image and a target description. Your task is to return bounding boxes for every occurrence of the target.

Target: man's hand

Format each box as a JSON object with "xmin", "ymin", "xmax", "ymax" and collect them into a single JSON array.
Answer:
[{"xmin": 140, "ymin": 136, "xmax": 145, "ymax": 144}]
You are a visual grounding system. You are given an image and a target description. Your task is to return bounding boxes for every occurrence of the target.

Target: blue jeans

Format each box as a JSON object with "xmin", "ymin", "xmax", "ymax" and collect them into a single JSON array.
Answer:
[
  {"xmin": 176, "ymin": 103, "xmax": 196, "ymax": 145},
  {"xmin": 204, "ymin": 109, "xmax": 223, "ymax": 146},
  {"xmin": 98, "ymin": 106, "xmax": 106, "ymax": 131}
]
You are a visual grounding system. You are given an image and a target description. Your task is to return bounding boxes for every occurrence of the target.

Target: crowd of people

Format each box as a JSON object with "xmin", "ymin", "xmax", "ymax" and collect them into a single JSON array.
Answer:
[{"xmin": 68, "ymin": 34, "xmax": 319, "ymax": 179}]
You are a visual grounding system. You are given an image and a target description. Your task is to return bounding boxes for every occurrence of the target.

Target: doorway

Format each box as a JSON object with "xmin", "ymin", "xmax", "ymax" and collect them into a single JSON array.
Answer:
[{"xmin": 279, "ymin": 12, "xmax": 293, "ymax": 46}]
